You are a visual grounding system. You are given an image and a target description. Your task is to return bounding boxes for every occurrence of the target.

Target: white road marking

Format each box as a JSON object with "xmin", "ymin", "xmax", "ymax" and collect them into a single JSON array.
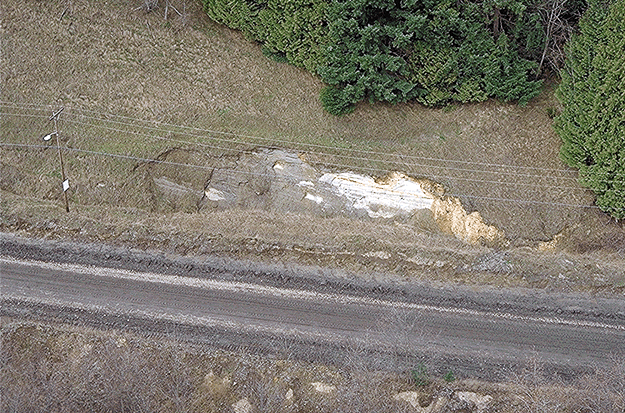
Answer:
[
  {"xmin": 2, "ymin": 256, "xmax": 624, "ymax": 332},
  {"xmin": 1, "ymin": 293, "xmax": 364, "ymax": 345}
]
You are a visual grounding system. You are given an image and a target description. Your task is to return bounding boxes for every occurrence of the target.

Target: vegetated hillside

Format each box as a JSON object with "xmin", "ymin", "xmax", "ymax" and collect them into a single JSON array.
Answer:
[
  {"xmin": 203, "ymin": 0, "xmax": 583, "ymax": 114},
  {"xmin": 555, "ymin": 0, "xmax": 625, "ymax": 219},
  {"xmin": 3, "ymin": 321, "xmax": 623, "ymax": 413},
  {"xmin": 0, "ymin": 0, "xmax": 624, "ymax": 284},
  {"xmin": 1, "ymin": 2, "xmax": 624, "ymax": 409}
]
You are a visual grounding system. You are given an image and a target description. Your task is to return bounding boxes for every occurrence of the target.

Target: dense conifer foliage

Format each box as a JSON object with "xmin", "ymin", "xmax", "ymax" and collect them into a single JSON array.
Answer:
[
  {"xmin": 555, "ymin": 0, "xmax": 625, "ymax": 219},
  {"xmin": 203, "ymin": 0, "xmax": 567, "ymax": 114},
  {"xmin": 204, "ymin": 0, "xmax": 328, "ymax": 73}
]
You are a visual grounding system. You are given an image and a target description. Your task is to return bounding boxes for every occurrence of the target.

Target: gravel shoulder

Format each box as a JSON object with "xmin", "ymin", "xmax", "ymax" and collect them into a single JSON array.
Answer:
[{"xmin": 2, "ymin": 232, "xmax": 623, "ymax": 327}]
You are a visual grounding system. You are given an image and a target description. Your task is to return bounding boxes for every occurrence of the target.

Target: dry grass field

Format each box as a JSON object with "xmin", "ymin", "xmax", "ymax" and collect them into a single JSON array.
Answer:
[
  {"xmin": 1, "ymin": 1, "xmax": 625, "ymax": 411},
  {"xmin": 2, "ymin": 319, "xmax": 624, "ymax": 413},
  {"xmin": 1, "ymin": 0, "xmax": 624, "ymax": 293}
]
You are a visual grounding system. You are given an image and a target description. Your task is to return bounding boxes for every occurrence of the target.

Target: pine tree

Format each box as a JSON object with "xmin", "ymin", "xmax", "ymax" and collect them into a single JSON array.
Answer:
[
  {"xmin": 203, "ymin": 0, "xmax": 552, "ymax": 114},
  {"xmin": 555, "ymin": 0, "xmax": 625, "ymax": 219},
  {"xmin": 483, "ymin": 33, "xmax": 542, "ymax": 105}
]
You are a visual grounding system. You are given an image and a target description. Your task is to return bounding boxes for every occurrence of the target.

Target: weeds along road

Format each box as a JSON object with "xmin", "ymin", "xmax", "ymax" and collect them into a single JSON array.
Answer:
[{"xmin": 2, "ymin": 255, "xmax": 624, "ymax": 381}]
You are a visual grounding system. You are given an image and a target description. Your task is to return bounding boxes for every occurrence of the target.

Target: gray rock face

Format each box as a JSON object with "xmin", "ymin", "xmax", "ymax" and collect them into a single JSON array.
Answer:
[
  {"xmin": 394, "ymin": 390, "xmax": 493, "ymax": 412},
  {"xmin": 144, "ymin": 147, "xmax": 504, "ymax": 245},
  {"xmin": 203, "ymin": 149, "xmax": 362, "ymax": 217},
  {"xmin": 471, "ymin": 252, "xmax": 513, "ymax": 274},
  {"xmin": 202, "ymin": 148, "xmax": 434, "ymax": 221}
]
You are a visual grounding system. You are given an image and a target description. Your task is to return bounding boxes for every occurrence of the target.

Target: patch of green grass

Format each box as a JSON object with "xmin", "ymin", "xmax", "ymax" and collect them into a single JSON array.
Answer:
[
  {"xmin": 443, "ymin": 370, "xmax": 455, "ymax": 383},
  {"xmin": 411, "ymin": 363, "xmax": 429, "ymax": 387}
]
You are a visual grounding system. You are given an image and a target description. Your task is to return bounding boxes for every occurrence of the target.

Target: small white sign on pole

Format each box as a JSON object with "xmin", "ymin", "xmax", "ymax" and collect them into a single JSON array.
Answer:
[{"xmin": 63, "ymin": 179, "xmax": 70, "ymax": 192}]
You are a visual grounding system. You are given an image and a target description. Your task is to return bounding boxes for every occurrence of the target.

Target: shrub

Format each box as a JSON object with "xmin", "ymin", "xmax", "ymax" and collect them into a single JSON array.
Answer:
[
  {"xmin": 202, "ymin": 0, "xmax": 580, "ymax": 114},
  {"xmin": 444, "ymin": 370, "xmax": 456, "ymax": 383},
  {"xmin": 411, "ymin": 363, "xmax": 429, "ymax": 387},
  {"xmin": 555, "ymin": 0, "xmax": 625, "ymax": 219},
  {"xmin": 203, "ymin": 0, "xmax": 328, "ymax": 72},
  {"xmin": 261, "ymin": 46, "xmax": 289, "ymax": 63},
  {"xmin": 319, "ymin": 85, "xmax": 356, "ymax": 116}
]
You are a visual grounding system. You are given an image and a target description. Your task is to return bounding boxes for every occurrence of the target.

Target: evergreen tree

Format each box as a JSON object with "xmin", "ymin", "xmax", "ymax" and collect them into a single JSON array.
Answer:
[
  {"xmin": 203, "ymin": 0, "xmax": 551, "ymax": 115},
  {"xmin": 482, "ymin": 33, "xmax": 542, "ymax": 105},
  {"xmin": 555, "ymin": 0, "xmax": 625, "ymax": 219},
  {"xmin": 203, "ymin": 0, "xmax": 327, "ymax": 72}
]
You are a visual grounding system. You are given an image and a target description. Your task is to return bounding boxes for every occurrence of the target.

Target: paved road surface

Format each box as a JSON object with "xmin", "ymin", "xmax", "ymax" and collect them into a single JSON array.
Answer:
[{"xmin": 2, "ymin": 256, "xmax": 624, "ymax": 380}]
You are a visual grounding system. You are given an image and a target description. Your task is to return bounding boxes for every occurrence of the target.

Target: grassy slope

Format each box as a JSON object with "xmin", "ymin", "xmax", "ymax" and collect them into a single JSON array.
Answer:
[
  {"xmin": 2, "ymin": 319, "xmax": 623, "ymax": 413},
  {"xmin": 1, "ymin": 2, "xmax": 624, "ymax": 409},
  {"xmin": 0, "ymin": 0, "xmax": 624, "ymax": 293}
]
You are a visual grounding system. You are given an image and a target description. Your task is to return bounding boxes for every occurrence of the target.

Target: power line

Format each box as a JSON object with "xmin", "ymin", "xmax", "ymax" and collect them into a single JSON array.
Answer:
[
  {"xmin": 69, "ymin": 109, "xmax": 582, "ymax": 174},
  {"xmin": 1, "ymin": 143, "xmax": 215, "ymax": 170},
  {"xmin": 2, "ymin": 143, "xmax": 612, "ymax": 210},
  {"xmin": 3, "ymin": 107, "xmax": 625, "ymax": 188},
  {"xmin": 0, "ymin": 112, "xmax": 50, "ymax": 120},
  {"xmin": 0, "ymin": 101, "xmax": 52, "ymax": 109},
  {"xmin": 445, "ymin": 193, "xmax": 600, "ymax": 209},
  {"xmin": 0, "ymin": 101, "xmax": 581, "ymax": 175},
  {"xmin": 55, "ymin": 116, "xmax": 625, "ymax": 188},
  {"xmin": 1, "ymin": 113, "xmax": 597, "ymax": 191},
  {"xmin": 55, "ymin": 114, "xmax": 584, "ymax": 182}
]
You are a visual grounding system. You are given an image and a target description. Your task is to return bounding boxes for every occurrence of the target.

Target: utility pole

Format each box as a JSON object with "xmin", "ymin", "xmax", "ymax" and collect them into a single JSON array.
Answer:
[{"xmin": 44, "ymin": 107, "xmax": 70, "ymax": 213}]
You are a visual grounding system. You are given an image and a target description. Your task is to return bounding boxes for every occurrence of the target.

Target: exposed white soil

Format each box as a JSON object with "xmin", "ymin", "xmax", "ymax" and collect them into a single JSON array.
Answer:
[
  {"xmin": 202, "ymin": 148, "xmax": 505, "ymax": 245},
  {"xmin": 319, "ymin": 172, "xmax": 435, "ymax": 218}
]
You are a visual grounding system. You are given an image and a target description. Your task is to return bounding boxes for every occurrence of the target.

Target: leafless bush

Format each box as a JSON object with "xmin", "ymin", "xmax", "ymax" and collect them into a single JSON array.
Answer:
[
  {"xmin": 330, "ymin": 372, "xmax": 415, "ymax": 413},
  {"xmin": 135, "ymin": 0, "xmax": 159, "ymax": 13},
  {"xmin": 243, "ymin": 375, "xmax": 291, "ymax": 412},
  {"xmin": 1, "ymin": 325, "xmax": 197, "ymax": 413},
  {"xmin": 3, "ymin": 322, "xmax": 623, "ymax": 413},
  {"xmin": 576, "ymin": 358, "xmax": 625, "ymax": 413},
  {"xmin": 508, "ymin": 355, "xmax": 625, "ymax": 413},
  {"xmin": 135, "ymin": 0, "xmax": 189, "ymax": 27}
]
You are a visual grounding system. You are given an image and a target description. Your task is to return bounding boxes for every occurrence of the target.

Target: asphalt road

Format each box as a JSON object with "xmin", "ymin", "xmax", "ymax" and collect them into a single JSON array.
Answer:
[{"xmin": 2, "ymin": 255, "xmax": 624, "ymax": 380}]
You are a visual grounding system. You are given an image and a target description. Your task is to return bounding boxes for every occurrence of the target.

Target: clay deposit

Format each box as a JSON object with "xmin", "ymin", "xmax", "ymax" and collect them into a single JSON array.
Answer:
[{"xmin": 194, "ymin": 148, "xmax": 505, "ymax": 245}]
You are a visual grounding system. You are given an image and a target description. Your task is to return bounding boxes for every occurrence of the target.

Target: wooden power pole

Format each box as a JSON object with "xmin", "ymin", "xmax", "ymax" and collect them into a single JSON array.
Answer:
[{"xmin": 47, "ymin": 107, "xmax": 70, "ymax": 213}]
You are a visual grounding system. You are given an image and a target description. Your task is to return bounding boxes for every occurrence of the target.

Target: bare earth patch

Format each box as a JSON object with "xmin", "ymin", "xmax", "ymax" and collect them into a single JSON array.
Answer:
[
  {"xmin": 1, "ymin": 320, "xmax": 623, "ymax": 413},
  {"xmin": 1, "ymin": 0, "xmax": 624, "ymax": 408}
]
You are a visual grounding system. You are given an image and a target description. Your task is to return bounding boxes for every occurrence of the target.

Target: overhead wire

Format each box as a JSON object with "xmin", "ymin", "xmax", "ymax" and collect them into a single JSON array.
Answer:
[
  {"xmin": 1, "ymin": 143, "xmax": 214, "ymax": 170},
  {"xmin": 3, "ymin": 108, "xmax": 624, "ymax": 193},
  {"xmin": 69, "ymin": 108, "xmax": 582, "ymax": 175},
  {"xmin": 55, "ymin": 115, "xmax": 625, "ymax": 188},
  {"xmin": 0, "ymin": 112, "xmax": 50, "ymax": 120},
  {"xmin": 2, "ymin": 103, "xmax": 624, "ymax": 208},
  {"xmin": 0, "ymin": 101, "xmax": 52, "ymax": 109},
  {"xmin": 1, "ymin": 101, "xmax": 581, "ymax": 175},
  {"xmin": 0, "ymin": 142, "xmax": 609, "ymax": 209},
  {"xmin": 29, "ymin": 110, "xmax": 581, "ymax": 181}
]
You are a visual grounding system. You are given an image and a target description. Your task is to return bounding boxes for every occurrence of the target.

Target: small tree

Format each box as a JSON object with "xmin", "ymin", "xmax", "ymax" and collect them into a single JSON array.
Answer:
[{"xmin": 555, "ymin": 0, "xmax": 625, "ymax": 219}]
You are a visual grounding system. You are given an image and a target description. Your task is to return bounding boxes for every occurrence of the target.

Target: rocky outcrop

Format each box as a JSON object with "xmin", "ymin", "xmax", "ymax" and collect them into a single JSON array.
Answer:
[
  {"xmin": 431, "ymin": 196, "xmax": 506, "ymax": 246},
  {"xmin": 310, "ymin": 382, "xmax": 336, "ymax": 394},
  {"xmin": 158, "ymin": 147, "xmax": 506, "ymax": 245},
  {"xmin": 394, "ymin": 390, "xmax": 493, "ymax": 413},
  {"xmin": 231, "ymin": 398, "xmax": 252, "ymax": 413}
]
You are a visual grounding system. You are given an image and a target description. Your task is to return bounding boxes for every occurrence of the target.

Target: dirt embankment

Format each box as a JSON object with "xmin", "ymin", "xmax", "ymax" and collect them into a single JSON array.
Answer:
[
  {"xmin": 1, "ymin": 0, "xmax": 624, "ymax": 293},
  {"xmin": 190, "ymin": 148, "xmax": 506, "ymax": 246},
  {"xmin": 2, "ymin": 142, "xmax": 625, "ymax": 295}
]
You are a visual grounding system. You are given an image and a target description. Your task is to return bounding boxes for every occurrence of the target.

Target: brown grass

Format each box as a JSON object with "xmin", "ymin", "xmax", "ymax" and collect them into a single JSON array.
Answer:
[
  {"xmin": 2, "ymin": 319, "xmax": 623, "ymax": 413},
  {"xmin": 1, "ymin": 2, "xmax": 623, "ymax": 409},
  {"xmin": 1, "ymin": 0, "xmax": 624, "ymax": 288},
  {"xmin": 2, "ymin": 189, "xmax": 625, "ymax": 293}
]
